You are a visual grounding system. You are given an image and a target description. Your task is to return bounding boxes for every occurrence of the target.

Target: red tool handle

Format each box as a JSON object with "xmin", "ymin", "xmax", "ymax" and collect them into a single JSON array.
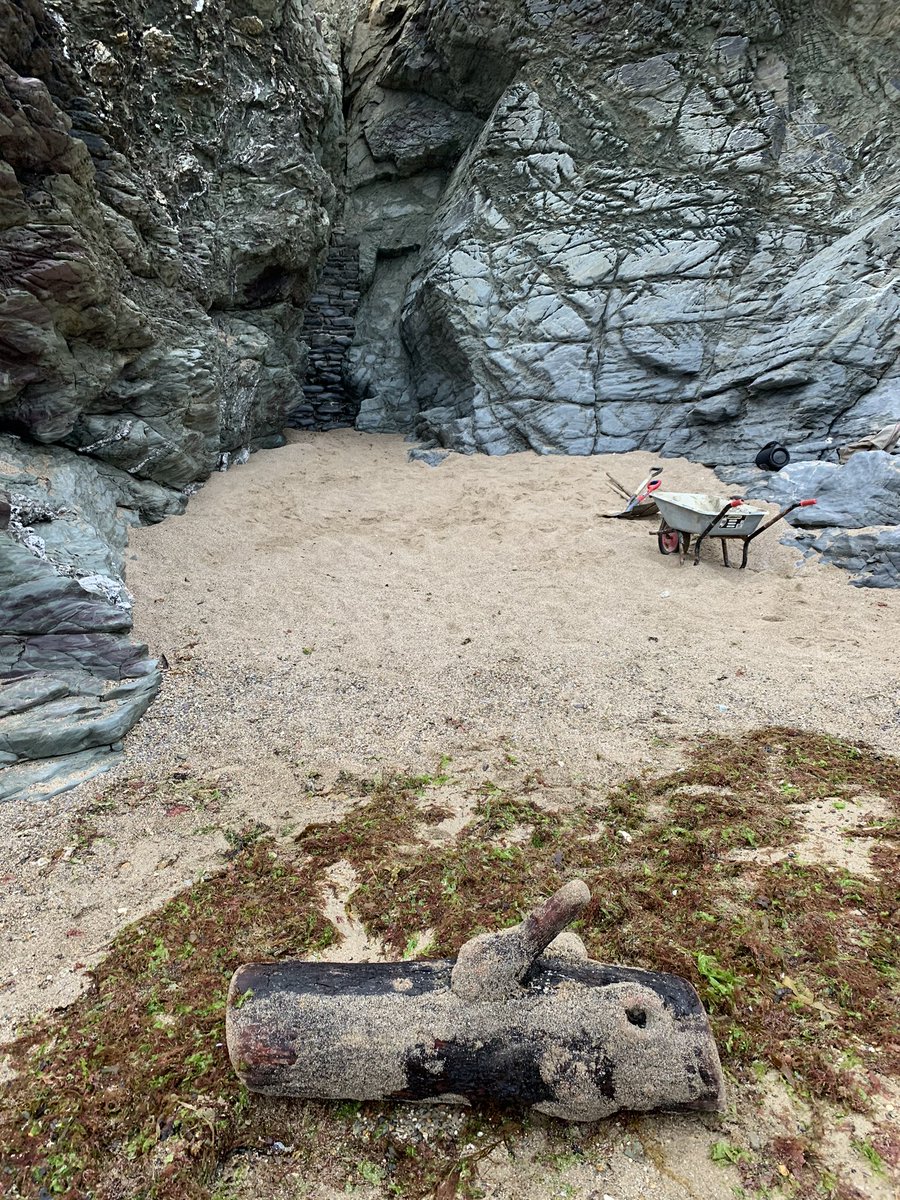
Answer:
[{"xmin": 799, "ymin": 498, "xmax": 817, "ymax": 507}]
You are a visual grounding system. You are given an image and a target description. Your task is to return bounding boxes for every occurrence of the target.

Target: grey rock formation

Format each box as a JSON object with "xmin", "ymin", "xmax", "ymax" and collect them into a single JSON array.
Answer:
[
  {"xmin": 737, "ymin": 451, "xmax": 900, "ymax": 586},
  {"xmin": 800, "ymin": 526, "xmax": 900, "ymax": 589},
  {"xmin": 0, "ymin": 435, "xmax": 161, "ymax": 798},
  {"xmin": 745, "ymin": 452, "xmax": 900, "ymax": 530},
  {"xmin": 340, "ymin": 0, "xmax": 503, "ymax": 434},
  {"xmin": 0, "ymin": 0, "xmax": 345, "ymax": 799},
  {"xmin": 2, "ymin": 0, "xmax": 343, "ymax": 478},
  {"xmin": 341, "ymin": 1, "xmax": 900, "ymax": 465},
  {"xmin": 337, "ymin": 0, "xmax": 899, "ymax": 580}
]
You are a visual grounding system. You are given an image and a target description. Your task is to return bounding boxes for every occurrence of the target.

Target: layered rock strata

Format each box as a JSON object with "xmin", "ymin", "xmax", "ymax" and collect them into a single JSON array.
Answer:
[
  {"xmin": 0, "ymin": 437, "xmax": 163, "ymax": 799},
  {"xmin": 343, "ymin": 1, "xmax": 900, "ymax": 466},
  {"xmin": 0, "ymin": 0, "xmax": 345, "ymax": 799}
]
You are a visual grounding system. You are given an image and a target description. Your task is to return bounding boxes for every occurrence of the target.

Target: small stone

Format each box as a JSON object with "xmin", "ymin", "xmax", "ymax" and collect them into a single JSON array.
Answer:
[{"xmin": 233, "ymin": 15, "xmax": 265, "ymax": 36}]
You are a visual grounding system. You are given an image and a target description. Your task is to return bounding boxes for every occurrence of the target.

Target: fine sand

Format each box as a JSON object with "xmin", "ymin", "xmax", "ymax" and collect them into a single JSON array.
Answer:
[
  {"xmin": 1, "ymin": 430, "xmax": 898, "ymax": 1198},
  {"xmin": 126, "ymin": 429, "xmax": 897, "ymax": 786}
]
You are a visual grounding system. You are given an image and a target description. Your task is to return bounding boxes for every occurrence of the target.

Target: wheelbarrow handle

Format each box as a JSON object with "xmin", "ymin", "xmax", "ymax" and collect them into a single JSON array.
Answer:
[
  {"xmin": 698, "ymin": 497, "xmax": 743, "ymax": 536},
  {"xmin": 744, "ymin": 497, "xmax": 817, "ymax": 543}
]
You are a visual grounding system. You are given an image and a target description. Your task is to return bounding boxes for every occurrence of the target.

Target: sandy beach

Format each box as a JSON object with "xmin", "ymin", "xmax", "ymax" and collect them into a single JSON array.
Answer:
[
  {"xmin": 1, "ymin": 431, "xmax": 898, "ymax": 1199},
  {"xmin": 130, "ymin": 431, "xmax": 898, "ymax": 779}
]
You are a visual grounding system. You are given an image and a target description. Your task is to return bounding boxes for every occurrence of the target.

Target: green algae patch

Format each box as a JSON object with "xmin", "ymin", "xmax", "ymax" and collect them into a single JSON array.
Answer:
[
  {"xmin": 1, "ymin": 839, "xmax": 335, "ymax": 1199},
  {"xmin": 1, "ymin": 730, "xmax": 898, "ymax": 1199}
]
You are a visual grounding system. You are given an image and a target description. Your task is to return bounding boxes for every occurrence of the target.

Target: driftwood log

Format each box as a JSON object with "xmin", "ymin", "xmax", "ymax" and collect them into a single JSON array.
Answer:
[{"xmin": 226, "ymin": 881, "xmax": 725, "ymax": 1121}]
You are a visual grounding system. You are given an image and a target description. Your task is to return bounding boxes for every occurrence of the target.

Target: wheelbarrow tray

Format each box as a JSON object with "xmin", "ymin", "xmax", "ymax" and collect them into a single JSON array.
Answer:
[{"xmin": 654, "ymin": 492, "xmax": 766, "ymax": 538}]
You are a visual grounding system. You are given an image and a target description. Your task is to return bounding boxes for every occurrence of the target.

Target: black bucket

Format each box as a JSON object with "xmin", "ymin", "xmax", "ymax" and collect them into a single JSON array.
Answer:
[{"xmin": 755, "ymin": 441, "xmax": 790, "ymax": 471}]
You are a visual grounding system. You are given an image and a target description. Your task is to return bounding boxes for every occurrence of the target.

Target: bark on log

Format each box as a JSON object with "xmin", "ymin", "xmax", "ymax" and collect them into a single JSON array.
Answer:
[{"xmin": 226, "ymin": 882, "xmax": 725, "ymax": 1121}]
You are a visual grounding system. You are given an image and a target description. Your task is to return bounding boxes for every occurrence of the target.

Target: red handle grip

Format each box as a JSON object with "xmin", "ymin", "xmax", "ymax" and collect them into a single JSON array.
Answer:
[
  {"xmin": 799, "ymin": 498, "xmax": 817, "ymax": 507},
  {"xmin": 729, "ymin": 498, "xmax": 743, "ymax": 508}
]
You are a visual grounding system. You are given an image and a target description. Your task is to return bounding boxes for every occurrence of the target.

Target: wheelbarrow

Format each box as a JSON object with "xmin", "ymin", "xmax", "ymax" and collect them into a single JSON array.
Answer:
[{"xmin": 654, "ymin": 491, "xmax": 817, "ymax": 567}]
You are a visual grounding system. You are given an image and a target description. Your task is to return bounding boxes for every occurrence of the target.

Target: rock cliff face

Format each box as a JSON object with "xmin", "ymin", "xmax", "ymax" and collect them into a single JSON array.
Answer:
[
  {"xmin": 1, "ymin": 0, "xmax": 345, "ymax": 797},
  {"xmin": 2, "ymin": 0, "xmax": 344, "ymax": 473},
  {"xmin": 343, "ymin": 0, "xmax": 900, "ymax": 465},
  {"xmin": 2, "ymin": 0, "xmax": 899, "ymax": 799},
  {"xmin": 337, "ymin": 0, "xmax": 899, "ymax": 586}
]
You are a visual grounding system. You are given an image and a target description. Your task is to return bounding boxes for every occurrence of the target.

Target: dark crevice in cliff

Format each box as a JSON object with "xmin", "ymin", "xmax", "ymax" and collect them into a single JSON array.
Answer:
[{"xmin": 288, "ymin": 231, "xmax": 362, "ymax": 431}]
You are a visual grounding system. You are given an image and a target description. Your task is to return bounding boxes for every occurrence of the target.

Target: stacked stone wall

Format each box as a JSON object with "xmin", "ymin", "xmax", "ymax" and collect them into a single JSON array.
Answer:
[{"xmin": 290, "ymin": 232, "xmax": 361, "ymax": 429}]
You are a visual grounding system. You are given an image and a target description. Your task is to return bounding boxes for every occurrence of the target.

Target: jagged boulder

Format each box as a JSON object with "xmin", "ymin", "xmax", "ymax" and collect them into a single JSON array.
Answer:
[
  {"xmin": 0, "ymin": 436, "xmax": 162, "ymax": 799},
  {"xmin": 747, "ymin": 452, "xmax": 900, "ymax": 530},
  {"xmin": 800, "ymin": 526, "xmax": 900, "ymax": 589},
  {"xmin": 737, "ymin": 450, "xmax": 900, "ymax": 587}
]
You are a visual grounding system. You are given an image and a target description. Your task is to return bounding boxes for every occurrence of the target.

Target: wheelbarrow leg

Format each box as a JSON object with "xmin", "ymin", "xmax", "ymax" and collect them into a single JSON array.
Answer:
[
  {"xmin": 740, "ymin": 538, "xmax": 750, "ymax": 569},
  {"xmin": 693, "ymin": 501, "xmax": 740, "ymax": 566},
  {"xmin": 721, "ymin": 540, "xmax": 730, "ymax": 567}
]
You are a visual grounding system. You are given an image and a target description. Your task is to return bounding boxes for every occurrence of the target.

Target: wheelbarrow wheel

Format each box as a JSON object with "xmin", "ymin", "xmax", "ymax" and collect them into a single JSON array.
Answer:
[{"xmin": 657, "ymin": 525, "xmax": 681, "ymax": 555}]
